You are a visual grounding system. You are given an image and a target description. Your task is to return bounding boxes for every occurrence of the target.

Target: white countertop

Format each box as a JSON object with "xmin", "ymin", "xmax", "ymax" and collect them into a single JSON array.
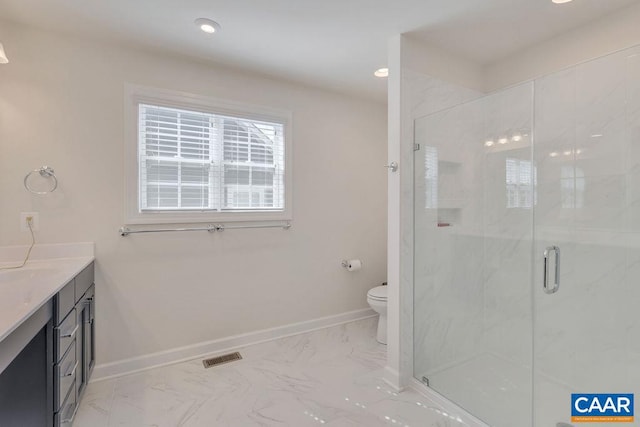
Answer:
[{"xmin": 0, "ymin": 243, "xmax": 94, "ymax": 342}]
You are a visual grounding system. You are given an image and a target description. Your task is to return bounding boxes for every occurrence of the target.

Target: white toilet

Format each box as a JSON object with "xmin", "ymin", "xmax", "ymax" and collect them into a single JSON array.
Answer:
[{"xmin": 367, "ymin": 285, "xmax": 388, "ymax": 345}]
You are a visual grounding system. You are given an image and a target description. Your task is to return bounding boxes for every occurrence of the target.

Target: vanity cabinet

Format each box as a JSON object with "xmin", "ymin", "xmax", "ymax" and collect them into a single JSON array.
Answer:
[
  {"xmin": 0, "ymin": 322, "xmax": 53, "ymax": 427},
  {"xmin": 52, "ymin": 262, "xmax": 95, "ymax": 427},
  {"xmin": 0, "ymin": 253, "xmax": 94, "ymax": 427},
  {"xmin": 77, "ymin": 283, "xmax": 95, "ymax": 399}
]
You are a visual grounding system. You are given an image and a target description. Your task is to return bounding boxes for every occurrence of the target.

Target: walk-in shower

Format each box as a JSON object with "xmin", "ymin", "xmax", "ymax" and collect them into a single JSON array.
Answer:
[{"xmin": 412, "ymin": 45, "xmax": 640, "ymax": 426}]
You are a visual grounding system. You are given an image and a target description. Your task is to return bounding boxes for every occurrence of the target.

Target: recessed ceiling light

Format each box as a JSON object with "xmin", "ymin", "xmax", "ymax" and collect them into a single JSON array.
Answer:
[
  {"xmin": 374, "ymin": 68, "xmax": 389, "ymax": 78},
  {"xmin": 552, "ymin": 0, "xmax": 573, "ymax": 3},
  {"xmin": 195, "ymin": 18, "xmax": 221, "ymax": 34},
  {"xmin": 512, "ymin": 133, "xmax": 523, "ymax": 142},
  {"xmin": 498, "ymin": 137, "xmax": 508, "ymax": 145},
  {"xmin": 484, "ymin": 140, "xmax": 495, "ymax": 147},
  {"xmin": 550, "ymin": 152, "xmax": 559, "ymax": 157}
]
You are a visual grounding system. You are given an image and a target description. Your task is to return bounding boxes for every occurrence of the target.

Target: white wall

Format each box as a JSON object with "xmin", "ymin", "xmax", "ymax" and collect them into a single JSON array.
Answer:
[
  {"xmin": 485, "ymin": 2, "xmax": 640, "ymax": 91},
  {"xmin": 0, "ymin": 21, "xmax": 388, "ymax": 369},
  {"xmin": 401, "ymin": 36, "xmax": 486, "ymax": 94},
  {"xmin": 400, "ymin": 3, "xmax": 640, "ymax": 96}
]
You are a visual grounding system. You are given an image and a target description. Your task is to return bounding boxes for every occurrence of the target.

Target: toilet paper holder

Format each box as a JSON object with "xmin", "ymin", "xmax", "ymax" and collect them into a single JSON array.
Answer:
[{"xmin": 341, "ymin": 259, "xmax": 362, "ymax": 271}]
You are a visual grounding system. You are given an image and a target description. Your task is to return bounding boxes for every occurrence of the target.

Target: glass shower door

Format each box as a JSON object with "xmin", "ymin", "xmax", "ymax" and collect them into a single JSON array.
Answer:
[
  {"xmin": 532, "ymin": 45, "xmax": 640, "ymax": 426},
  {"xmin": 413, "ymin": 43, "xmax": 640, "ymax": 427},
  {"xmin": 413, "ymin": 82, "xmax": 534, "ymax": 427}
]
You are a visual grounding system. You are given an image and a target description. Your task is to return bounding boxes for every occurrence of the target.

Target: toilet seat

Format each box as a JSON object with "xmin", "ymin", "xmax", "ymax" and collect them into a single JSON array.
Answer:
[{"xmin": 367, "ymin": 285, "xmax": 387, "ymax": 301}]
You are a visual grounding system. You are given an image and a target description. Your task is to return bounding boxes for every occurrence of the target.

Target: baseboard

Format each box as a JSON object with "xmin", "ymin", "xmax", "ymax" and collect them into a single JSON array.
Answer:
[
  {"xmin": 409, "ymin": 378, "xmax": 490, "ymax": 427},
  {"xmin": 92, "ymin": 308, "xmax": 376, "ymax": 382},
  {"xmin": 383, "ymin": 366, "xmax": 404, "ymax": 391}
]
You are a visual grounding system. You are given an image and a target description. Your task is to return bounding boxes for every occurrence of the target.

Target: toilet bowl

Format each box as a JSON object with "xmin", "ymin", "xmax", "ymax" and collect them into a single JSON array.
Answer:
[{"xmin": 367, "ymin": 285, "xmax": 387, "ymax": 345}]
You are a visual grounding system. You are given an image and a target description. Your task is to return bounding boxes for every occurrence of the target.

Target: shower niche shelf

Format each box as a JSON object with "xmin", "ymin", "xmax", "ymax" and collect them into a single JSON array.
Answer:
[
  {"xmin": 438, "ymin": 165, "xmax": 465, "ymax": 204},
  {"xmin": 436, "ymin": 207, "xmax": 461, "ymax": 227}
]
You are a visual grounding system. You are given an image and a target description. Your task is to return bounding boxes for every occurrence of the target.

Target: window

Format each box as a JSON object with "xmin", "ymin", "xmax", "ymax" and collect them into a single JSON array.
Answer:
[
  {"xmin": 125, "ymin": 86, "xmax": 291, "ymax": 224},
  {"xmin": 139, "ymin": 105, "xmax": 284, "ymax": 211},
  {"xmin": 561, "ymin": 166, "xmax": 585, "ymax": 209},
  {"xmin": 424, "ymin": 146, "xmax": 438, "ymax": 209},
  {"xmin": 506, "ymin": 158, "xmax": 537, "ymax": 209}
]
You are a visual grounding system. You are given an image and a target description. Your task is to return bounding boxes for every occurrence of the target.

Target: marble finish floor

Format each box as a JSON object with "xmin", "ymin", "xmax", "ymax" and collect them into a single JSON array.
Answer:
[
  {"xmin": 425, "ymin": 353, "xmax": 580, "ymax": 427},
  {"xmin": 425, "ymin": 354, "xmax": 531, "ymax": 427},
  {"xmin": 75, "ymin": 317, "xmax": 483, "ymax": 427}
]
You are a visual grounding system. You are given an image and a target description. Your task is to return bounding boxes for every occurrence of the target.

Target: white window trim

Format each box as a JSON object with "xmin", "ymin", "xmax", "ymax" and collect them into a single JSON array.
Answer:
[{"xmin": 124, "ymin": 84, "xmax": 293, "ymax": 225}]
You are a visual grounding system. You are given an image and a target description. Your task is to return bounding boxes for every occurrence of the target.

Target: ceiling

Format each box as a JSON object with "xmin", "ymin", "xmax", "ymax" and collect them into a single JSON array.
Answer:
[{"xmin": 0, "ymin": 0, "xmax": 637, "ymax": 102}]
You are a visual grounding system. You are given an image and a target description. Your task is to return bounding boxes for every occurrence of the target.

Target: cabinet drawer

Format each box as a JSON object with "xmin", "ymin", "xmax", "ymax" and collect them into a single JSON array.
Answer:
[
  {"xmin": 55, "ymin": 340, "xmax": 77, "ymax": 412},
  {"xmin": 75, "ymin": 263, "xmax": 94, "ymax": 303},
  {"xmin": 54, "ymin": 280, "xmax": 75, "ymax": 325},
  {"xmin": 55, "ymin": 380, "xmax": 78, "ymax": 427},
  {"xmin": 55, "ymin": 308, "xmax": 78, "ymax": 362}
]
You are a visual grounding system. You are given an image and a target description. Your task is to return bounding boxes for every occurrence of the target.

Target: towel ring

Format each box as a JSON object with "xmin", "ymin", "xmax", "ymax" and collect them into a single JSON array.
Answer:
[{"xmin": 24, "ymin": 166, "xmax": 58, "ymax": 194}]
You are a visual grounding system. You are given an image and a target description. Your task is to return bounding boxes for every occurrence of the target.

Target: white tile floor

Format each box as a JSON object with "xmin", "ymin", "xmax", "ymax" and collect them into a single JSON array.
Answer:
[
  {"xmin": 424, "ymin": 354, "xmax": 531, "ymax": 427},
  {"xmin": 75, "ymin": 317, "xmax": 484, "ymax": 427}
]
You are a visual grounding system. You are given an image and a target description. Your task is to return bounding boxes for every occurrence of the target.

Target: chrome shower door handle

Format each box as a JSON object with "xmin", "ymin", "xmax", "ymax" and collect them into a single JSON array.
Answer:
[{"xmin": 543, "ymin": 246, "xmax": 560, "ymax": 294}]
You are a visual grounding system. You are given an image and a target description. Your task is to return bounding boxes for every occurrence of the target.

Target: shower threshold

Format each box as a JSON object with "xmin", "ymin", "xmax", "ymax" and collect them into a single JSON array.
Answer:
[{"xmin": 418, "ymin": 353, "xmax": 575, "ymax": 427}]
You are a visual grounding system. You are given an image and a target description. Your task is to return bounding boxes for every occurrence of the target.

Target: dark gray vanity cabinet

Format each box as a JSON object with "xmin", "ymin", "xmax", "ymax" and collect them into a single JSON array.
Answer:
[
  {"xmin": 0, "ymin": 322, "xmax": 54, "ymax": 427},
  {"xmin": 52, "ymin": 262, "xmax": 95, "ymax": 427},
  {"xmin": 0, "ymin": 260, "xmax": 95, "ymax": 427},
  {"xmin": 76, "ymin": 283, "xmax": 95, "ymax": 399}
]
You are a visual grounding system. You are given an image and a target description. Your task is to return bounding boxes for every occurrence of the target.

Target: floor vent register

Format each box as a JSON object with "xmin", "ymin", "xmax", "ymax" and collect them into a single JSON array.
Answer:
[{"xmin": 202, "ymin": 352, "xmax": 243, "ymax": 369}]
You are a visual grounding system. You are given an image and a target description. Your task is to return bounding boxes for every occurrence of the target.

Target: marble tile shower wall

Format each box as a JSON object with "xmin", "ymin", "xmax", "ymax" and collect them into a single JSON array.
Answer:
[
  {"xmin": 482, "ymin": 84, "xmax": 533, "ymax": 369},
  {"xmin": 413, "ymin": 82, "xmax": 536, "ymax": 380},
  {"xmin": 413, "ymin": 44, "xmax": 640, "ymax": 424},
  {"xmin": 413, "ymin": 96, "xmax": 486, "ymax": 377},
  {"xmin": 414, "ymin": 233, "xmax": 485, "ymax": 375},
  {"xmin": 404, "ymin": 69, "xmax": 482, "ymax": 383},
  {"xmin": 533, "ymin": 46, "xmax": 640, "ymax": 402}
]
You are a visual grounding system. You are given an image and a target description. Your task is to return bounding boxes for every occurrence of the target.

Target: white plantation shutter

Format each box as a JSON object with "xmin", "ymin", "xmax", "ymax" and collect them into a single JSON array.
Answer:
[
  {"xmin": 139, "ymin": 104, "xmax": 285, "ymax": 212},
  {"xmin": 424, "ymin": 146, "xmax": 438, "ymax": 209},
  {"xmin": 505, "ymin": 158, "xmax": 536, "ymax": 209},
  {"xmin": 221, "ymin": 118, "xmax": 284, "ymax": 210}
]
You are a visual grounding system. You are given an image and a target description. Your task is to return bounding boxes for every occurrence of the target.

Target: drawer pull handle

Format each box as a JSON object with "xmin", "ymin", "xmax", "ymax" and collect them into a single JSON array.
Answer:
[
  {"xmin": 63, "ymin": 360, "xmax": 78, "ymax": 378},
  {"xmin": 60, "ymin": 323, "xmax": 79, "ymax": 339},
  {"xmin": 86, "ymin": 296, "xmax": 95, "ymax": 322},
  {"xmin": 83, "ymin": 298, "xmax": 95, "ymax": 323}
]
